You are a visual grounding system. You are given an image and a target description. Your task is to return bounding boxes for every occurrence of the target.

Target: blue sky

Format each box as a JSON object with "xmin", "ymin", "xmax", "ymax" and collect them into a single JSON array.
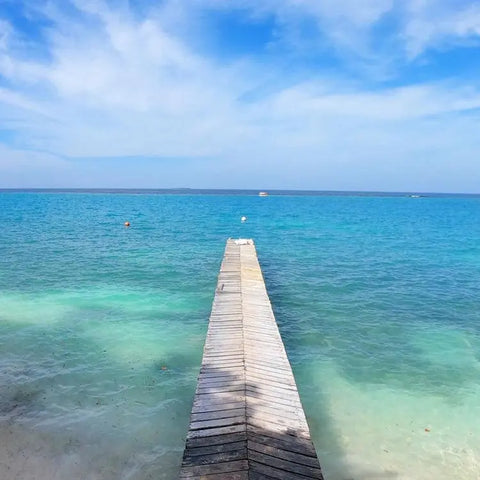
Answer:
[{"xmin": 1, "ymin": 0, "xmax": 480, "ymax": 191}]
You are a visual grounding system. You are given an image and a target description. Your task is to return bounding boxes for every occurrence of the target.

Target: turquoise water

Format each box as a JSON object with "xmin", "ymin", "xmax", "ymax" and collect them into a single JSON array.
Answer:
[{"xmin": 1, "ymin": 192, "xmax": 479, "ymax": 479}]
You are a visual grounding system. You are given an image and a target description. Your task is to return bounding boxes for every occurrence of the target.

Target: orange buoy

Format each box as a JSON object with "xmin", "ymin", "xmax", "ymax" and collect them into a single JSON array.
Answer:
[{"xmin": 124, "ymin": 221, "xmax": 130, "ymax": 227}]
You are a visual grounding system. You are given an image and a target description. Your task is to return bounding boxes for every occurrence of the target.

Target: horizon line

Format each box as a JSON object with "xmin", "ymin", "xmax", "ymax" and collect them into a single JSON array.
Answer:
[{"xmin": 0, "ymin": 187, "xmax": 479, "ymax": 196}]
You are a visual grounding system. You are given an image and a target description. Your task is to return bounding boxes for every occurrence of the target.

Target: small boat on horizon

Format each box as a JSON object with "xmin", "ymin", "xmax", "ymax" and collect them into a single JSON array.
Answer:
[{"xmin": 258, "ymin": 191, "xmax": 269, "ymax": 197}]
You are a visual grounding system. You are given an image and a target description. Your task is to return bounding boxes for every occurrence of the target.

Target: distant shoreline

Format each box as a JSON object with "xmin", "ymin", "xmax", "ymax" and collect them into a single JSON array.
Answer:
[{"xmin": 0, "ymin": 188, "xmax": 479, "ymax": 197}]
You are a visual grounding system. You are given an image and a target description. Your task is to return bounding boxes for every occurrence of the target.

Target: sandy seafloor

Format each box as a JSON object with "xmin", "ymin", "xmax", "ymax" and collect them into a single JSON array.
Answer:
[{"xmin": 0, "ymin": 191, "xmax": 479, "ymax": 479}]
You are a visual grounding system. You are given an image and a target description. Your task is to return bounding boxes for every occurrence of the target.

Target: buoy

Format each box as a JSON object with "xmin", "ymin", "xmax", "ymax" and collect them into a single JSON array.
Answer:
[
  {"xmin": 241, "ymin": 216, "xmax": 247, "ymax": 223},
  {"xmin": 124, "ymin": 221, "xmax": 130, "ymax": 227}
]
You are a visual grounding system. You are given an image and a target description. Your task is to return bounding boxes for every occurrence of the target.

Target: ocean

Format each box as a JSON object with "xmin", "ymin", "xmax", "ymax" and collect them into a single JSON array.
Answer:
[{"xmin": 0, "ymin": 191, "xmax": 479, "ymax": 479}]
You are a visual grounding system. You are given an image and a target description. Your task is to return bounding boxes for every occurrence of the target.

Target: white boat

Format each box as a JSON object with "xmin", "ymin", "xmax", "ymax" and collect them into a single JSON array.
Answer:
[{"xmin": 258, "ymin": 191, "xmax": 269, "ymax": 197}]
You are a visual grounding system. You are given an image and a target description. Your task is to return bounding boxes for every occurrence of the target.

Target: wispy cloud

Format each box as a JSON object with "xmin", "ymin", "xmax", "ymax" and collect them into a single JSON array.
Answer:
[
  {"xmin": 403, "ymin": 0, "xmax": 480, "ymax": 58},
  {"xmin": 0, "ymin": 0, "xmax": 479, "ymax": 191}
]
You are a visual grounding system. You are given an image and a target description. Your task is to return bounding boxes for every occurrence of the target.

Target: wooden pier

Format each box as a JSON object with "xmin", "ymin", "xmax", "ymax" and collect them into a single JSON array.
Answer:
[{"xmin": 179, "ymin": 239, "xmax": 323, "ymax": 479}]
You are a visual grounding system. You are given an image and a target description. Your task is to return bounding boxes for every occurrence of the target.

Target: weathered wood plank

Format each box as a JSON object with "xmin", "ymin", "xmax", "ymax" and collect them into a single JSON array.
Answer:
[
  {"xmin": 197, "ymin": 373, "xmax": 243, "ymax": 382},
  {"xmin": 248, "ymin": 441, "xmax": 321, "ymax": 469},
  {"xmin": 202, "ymin": 352, "xmax": 244, "ymax": 358},
  {"xmin": 245, "ymin": 372, "xmax": 297, "ymax": 389},
  {"xmin": 247, "ymin": 427, "xmax": 318, "ymax": 458},
  {"xmin": 186, "ymin": 424, "xmax": 246, "ymax": 439},
  {"xmin": 199, "ymin": 367, "xmax": 245, "ymax": 376},
  {"xmin": 182, "ymin": 448, "xmax": 248, "ymax": 466},
  {"xmin": 191, "ymin": 408, "xmax": 246, "ymax": 423},
  {"xmin": 243, "ymin": 362, "xmax": 293, "ymax": 375},
  {"xmin": 179, "ymin": 460, "xmax": 249, "ymax": 477},
  {"xmin": 201, "ymin": 361, "xmax": 245, "ymax": 369},
  {"xmin": 246, "ymin": 388, "xmax": 303, "ymax": 409},
  {"xmin": 185, "ymin": 432, "xmax": 247, "ymax": 448},
  {"xmin": 179, "ymin": 239, "xmax": 323, "ymax": 479},
  {"xmin": 190, "ymin": 415, "xmax": 245, "ymax": 430},
  {"xmin": 246, "ymin": 415, "xmax": 308, "ymax": 435},
  {"xmin": 197, "ymin": 385, "xmax": 245, "ymax": 395},
  {"xmin": 184, "ymin": 441, "xmax": 246, "ymax": 457},
  {"xmin": 249, "ymin": 472, "xmax": 278, "ymax": 480},
  {"xmin": 191, "ymin": 401, "xmax": 245, "ymax": 414},
  {"xmin": 249, "ymin": 450, "xmax": 323, "ymax": 478},
  {"xmin": 180, "ymin": 472, "xmax": 249, "ymax": 480},
  {"xmin": 249, "ymin": 461, "xmax": 318, "ymax": 480},
  {"xmin": 197, "ymin": 378, "xmax": 244, "ymax": 388},
  {"xmin": 193, "ymin": 396, "xmax": 245, "ymax": 408},
  {"xmin": 245, "ymin": 404, "xmax": 303, "ymax": 423},
  {"xmin": 197, "ymin": 375, "xmax": 245, "ymax": 390}
]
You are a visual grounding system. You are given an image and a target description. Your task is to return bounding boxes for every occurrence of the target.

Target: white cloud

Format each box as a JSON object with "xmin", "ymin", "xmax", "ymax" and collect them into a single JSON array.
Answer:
[
  {"xmin": 0, "ymin": 0, "xmax": 480, "ymax": 191},
  {"xmin": 200, "ymin": 0, "xmax": 395, "ymax": 61},
  {"xmin": 269, "ymin": 82, "xmax": 480, "ymax": 120},
  {"xmin": 0, "ymin": 19, "xmax": 12, "ymax": 51},
  {"xmin": 282, "ymin": 0, "xmax": 394, "ymax": 50},
  {"xmin": 0, "ymin": 87, "xmax": 49, "ymax": 115},
  {"xmin": 300, "ymin": 0, "xmax": 393, "ymax": 26},
  {"xmin": 189, "ymin": 0, "xmax": 480, "ymax": 63},
  {"xmin": 403, "ymin": 0, "xmax": 480, "ymax": 57}
]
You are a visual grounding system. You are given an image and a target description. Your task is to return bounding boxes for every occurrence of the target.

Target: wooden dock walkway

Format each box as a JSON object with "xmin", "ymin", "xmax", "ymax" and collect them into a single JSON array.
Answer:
[{"xmin": 179, "ymin": 239, "xmax": 324, "ymax": 479}]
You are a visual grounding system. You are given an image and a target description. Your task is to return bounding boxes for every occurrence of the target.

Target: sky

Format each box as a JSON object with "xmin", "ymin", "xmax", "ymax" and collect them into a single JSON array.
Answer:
[{"xmin": 1, "ymin": 0, "xmax": 480, "ymax": 191}]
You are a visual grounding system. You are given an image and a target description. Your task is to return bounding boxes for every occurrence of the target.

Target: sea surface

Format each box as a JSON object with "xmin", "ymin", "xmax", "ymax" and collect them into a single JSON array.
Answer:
[{"xmin": 0, "ymin": 191, "xmax": 479, "ymax": 480}]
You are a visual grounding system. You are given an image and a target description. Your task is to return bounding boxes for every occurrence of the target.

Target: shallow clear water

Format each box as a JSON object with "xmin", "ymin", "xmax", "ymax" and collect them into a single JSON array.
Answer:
[{"xmin": 0, "ymin": 193, "xmax": 479, "ymax": 479}]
